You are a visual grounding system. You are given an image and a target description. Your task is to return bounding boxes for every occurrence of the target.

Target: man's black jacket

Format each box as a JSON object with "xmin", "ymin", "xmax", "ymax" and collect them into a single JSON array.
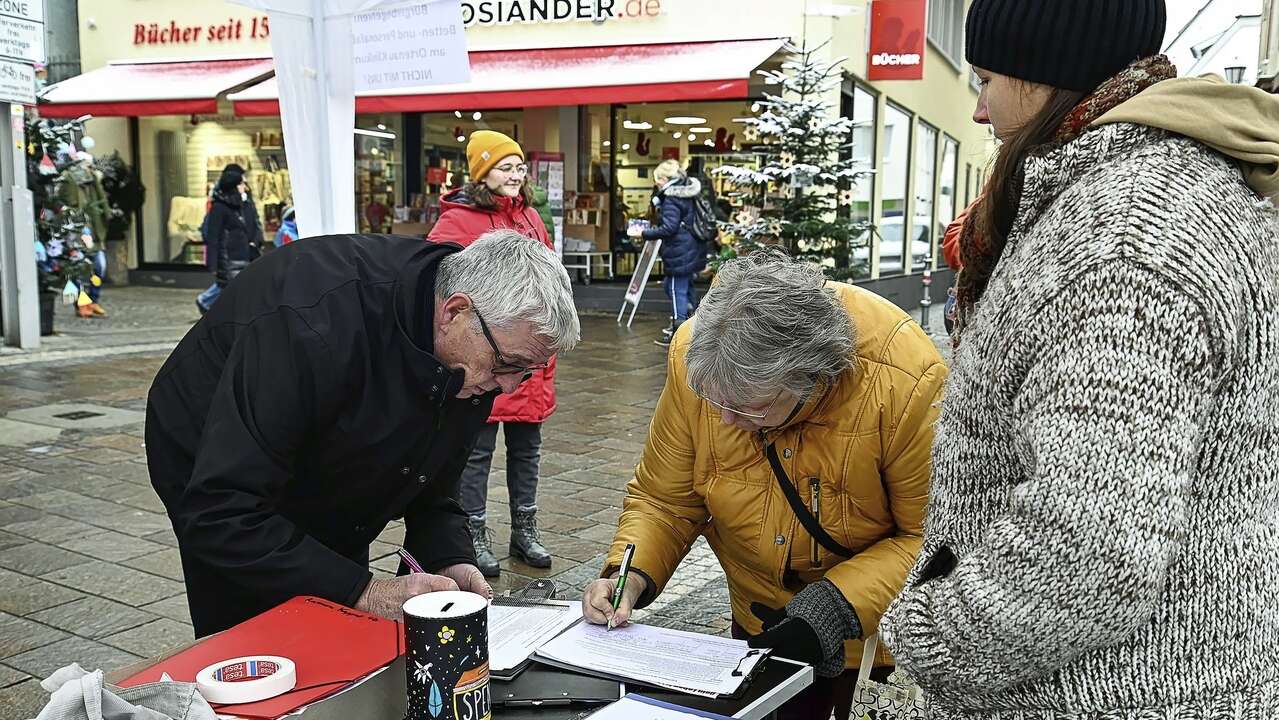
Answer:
[{"xmin": 145, "ymin": 235, "xmax": 493, "ymax": 636}]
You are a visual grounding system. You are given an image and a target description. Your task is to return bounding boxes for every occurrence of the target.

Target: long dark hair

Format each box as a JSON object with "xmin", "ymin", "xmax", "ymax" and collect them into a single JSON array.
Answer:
[
  {"xmin": 463, "ymin": 178, "xmax": 535, "ymax": 210},
  {"xmin": 956, "ymin": 87, "xmax": 1086, "ymax": 323}
]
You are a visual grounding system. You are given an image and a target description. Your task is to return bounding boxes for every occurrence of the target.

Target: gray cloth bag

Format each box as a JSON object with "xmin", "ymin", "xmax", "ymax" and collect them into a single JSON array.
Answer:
[{"xmin": 31, "ymin": 663, "xmax": 216, "ymax": 720}]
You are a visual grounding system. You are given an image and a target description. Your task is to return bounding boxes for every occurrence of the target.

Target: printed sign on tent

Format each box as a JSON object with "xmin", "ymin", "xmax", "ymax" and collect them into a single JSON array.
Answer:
[{"xmin": 353, "ymin": 0, "xmax": 471, "ymax": 92}]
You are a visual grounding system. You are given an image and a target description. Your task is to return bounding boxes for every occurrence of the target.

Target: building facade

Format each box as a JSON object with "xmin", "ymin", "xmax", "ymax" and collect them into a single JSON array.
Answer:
[
  {"xmin": 43, "ymin": 0, "xmax": 993, "ymax": 306},
  {"xmin": 1259, "ymin": 0, "xmax": 1279, "ymax": 90}
]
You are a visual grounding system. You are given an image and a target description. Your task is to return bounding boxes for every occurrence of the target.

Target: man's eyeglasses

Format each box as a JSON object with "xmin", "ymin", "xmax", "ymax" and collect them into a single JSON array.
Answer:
[
  {"xmin": 494, "ymin": 163, "xmax": 529, "ymax": 176},
  {"xmin": 475, "ymin": 308, "xmax": 549, "ymax": 377}
]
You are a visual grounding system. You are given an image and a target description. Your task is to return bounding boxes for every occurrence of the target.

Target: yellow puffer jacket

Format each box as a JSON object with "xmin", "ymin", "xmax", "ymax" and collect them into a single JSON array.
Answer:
[{"xmin": 604, "ymin": 282, "xmax": 947, "ymax": 669}]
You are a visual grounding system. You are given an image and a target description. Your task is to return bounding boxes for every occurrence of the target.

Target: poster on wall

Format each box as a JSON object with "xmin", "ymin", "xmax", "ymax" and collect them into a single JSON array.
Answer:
[
  {"xmin": 867, "ymin": 0, "xmax": 926, "ymax": 81},
  {"xmin": 617, "ymin": 238, "xmax": 662, "ymax": 328},
  {"xmin": 530, "ymin": 151, "xmax": 565, "ymax": 256}
]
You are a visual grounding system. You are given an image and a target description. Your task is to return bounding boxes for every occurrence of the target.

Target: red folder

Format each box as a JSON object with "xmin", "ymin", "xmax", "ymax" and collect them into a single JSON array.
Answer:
[{"xmin": 117, "ymin": 596, "xmax": 403, "ymax": 719}]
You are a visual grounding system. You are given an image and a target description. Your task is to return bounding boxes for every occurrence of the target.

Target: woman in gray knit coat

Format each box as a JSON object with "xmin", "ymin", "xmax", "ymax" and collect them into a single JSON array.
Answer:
[{"xmin": 879, "ymin": 0, "xmax": 1279, "ymax": 717}]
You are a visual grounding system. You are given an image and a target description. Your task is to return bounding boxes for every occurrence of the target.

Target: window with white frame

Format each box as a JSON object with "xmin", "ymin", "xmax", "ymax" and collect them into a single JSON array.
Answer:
[{"xmin": 928, "ymin": 0, "xmax": 965, "ymax": 69}]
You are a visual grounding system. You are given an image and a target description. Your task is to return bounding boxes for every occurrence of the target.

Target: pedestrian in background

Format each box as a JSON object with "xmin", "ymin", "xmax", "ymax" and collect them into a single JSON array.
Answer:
[
  {"xmin": 196, "ymin": 164, "xmax": 262, "ymax": 314},
  {"xmin": 880, "ymin": 0, "xmax": 1279, "ymax": 716},
  {"xmin": 428, "ymin": 130, "xmax": 555, "ymax": 578},
  {"xmin": 626, "ymin": 159, "xmax": 706, "ymax": 347}
]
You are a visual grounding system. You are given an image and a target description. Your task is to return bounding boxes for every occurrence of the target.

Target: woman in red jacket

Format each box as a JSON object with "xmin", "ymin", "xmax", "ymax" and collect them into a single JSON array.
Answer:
[{"xmin": 428, "ymin": 130, "xmax": 556, "ymax": 578}]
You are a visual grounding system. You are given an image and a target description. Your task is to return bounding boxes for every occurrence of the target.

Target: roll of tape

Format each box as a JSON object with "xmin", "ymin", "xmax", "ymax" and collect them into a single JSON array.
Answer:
[{"xmin": 195, "ymin": 655, "xmax": 297, "ymax": 705}]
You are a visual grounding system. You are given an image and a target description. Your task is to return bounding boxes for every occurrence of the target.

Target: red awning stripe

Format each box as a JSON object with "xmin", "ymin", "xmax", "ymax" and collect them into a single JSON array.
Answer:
[
  {"xmin": 38, "ymin": 99, "xmax": 219, "ymax": 118},
  {"xmin": 235, "ymin": 79, "xmax": 748, "ymax": 116},
  {"xmin": 230, "ymin": 39, "xmax": 783, "ymax": 117},
  {"xmin": 37, "ymin": 57, "xmax": 273, "ymax": 118}
]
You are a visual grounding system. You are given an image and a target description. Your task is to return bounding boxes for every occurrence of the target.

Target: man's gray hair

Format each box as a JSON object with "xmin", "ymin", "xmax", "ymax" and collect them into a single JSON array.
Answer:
[
  {"xmin": 686, "ymin": 247, "xmax": 854, "ymax": 406},
  {"xmin": 436, "ymin": 230, "xmax": 581, "ymax": 353}
]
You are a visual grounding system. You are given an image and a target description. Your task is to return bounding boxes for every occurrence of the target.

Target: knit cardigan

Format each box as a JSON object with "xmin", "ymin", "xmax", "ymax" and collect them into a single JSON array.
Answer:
[{"xmin": 880, "ymin": 122, "xmax": 1279, "ymax": 718}]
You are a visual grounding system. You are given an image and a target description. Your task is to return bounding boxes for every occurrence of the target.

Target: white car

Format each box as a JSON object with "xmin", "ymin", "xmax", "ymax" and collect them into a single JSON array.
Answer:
[{"xmin": 853, "ymin": 216, "xmax": 932, "ymax": 275}]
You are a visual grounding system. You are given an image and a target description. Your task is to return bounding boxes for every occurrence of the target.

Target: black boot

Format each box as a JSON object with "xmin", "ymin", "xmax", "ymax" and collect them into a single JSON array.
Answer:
[
  {"xmin": 468, "ymin": 517, "xmax": 500, "ymax": 578},
  {"xmin": 510, "ymin": 509, "xmax": 552, "ymax": 569}
]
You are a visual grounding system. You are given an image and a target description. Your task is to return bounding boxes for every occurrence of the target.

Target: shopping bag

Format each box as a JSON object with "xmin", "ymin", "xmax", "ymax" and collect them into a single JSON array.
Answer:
[{"xmin": 850, "ymin": 634, "xmax": 928, "ymax": 720}]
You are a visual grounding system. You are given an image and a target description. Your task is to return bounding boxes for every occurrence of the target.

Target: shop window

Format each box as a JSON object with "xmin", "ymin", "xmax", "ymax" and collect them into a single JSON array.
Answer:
[
  {"xmin": 937, "ymin": 136, "xmax": 959, "ymax": 267},
  {"xmin": 609, "ymin": 99, "xmax": 757, "ymax": 273},
  {"xmin": 410, "ymin": 110, "xmax": 523, "ymax": 235},
  {"xmin": 564, "ymin": 105, "xmax": 613, "ymax": 260},
  {"xmin": 578, "ymin": 105, "xmax": 612, "ymax": 194},
  {"xmin": 842, "ymin": 82, "xmax": 877, "ymax": 281},
  {"xmin": 355, "ymin": 113, "xmax": 403, "ymax": 234},
  {"xmin": 137, "ymin": 114, "xmax": 290, "ymax": 267},
  {"xmin": 928, "ymin": 0, "xmax": 965, "ymax": 69},
  {"xmin": 878, "ymin": 102, "xmax": 912, "ymax": 278},
  {"xmin": 912, "ymin": 121, "xmax": 938, "ymax": 273}
]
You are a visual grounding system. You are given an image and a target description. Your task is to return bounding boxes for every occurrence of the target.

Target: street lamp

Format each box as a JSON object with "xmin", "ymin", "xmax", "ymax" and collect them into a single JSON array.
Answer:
[{"xmin": 1225, "ymin": 66, "xmax": 1246, "ymax": 84}]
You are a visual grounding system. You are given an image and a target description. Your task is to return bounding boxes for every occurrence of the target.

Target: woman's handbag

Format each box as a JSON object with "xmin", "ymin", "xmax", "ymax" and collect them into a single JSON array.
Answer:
[{"xmin": 851, "ymin": 635, "xmax": 929, "ymax": 720}]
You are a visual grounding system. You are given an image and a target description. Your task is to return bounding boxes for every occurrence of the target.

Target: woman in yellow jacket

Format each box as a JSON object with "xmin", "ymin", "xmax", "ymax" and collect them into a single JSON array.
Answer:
[{"xmin": 582, "ymin": 248, "xmax": 946, "ymax": 718}]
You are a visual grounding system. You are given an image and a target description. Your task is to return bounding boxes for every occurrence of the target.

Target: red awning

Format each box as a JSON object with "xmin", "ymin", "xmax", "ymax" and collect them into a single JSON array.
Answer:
[
  {"xmin": 230, "ymin": 39, "xmax": 784, "ymax": 116},
  {"xmin": 38, "ymin": 58, "xmax": 275, "ymax": 118}
]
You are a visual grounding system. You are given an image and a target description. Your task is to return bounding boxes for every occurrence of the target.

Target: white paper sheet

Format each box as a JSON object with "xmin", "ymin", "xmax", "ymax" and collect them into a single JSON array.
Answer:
[
  {"xmin": 535, "ymin": 622, "xmax": 768, "ymax": 698},
  {"xmin": 488, "ymin": 600, "xmax": 582, "ymax": 674},
  {"xmin": 587, "ymin": 694, "xmax": 732, "ymax": 719}
]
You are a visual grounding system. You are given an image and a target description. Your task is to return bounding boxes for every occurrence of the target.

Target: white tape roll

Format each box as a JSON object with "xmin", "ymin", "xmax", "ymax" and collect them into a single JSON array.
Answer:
[{"xmin": 195, "ymin": 655, "xmax": 297, "ymax": 705}]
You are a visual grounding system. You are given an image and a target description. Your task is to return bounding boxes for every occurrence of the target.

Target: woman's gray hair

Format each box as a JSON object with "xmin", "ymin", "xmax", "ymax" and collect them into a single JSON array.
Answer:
[
  {"xmin": 686, "ymin": 247, "xmax": 854, "ymax": 406},
  {"xmin": 436, "ymin": 230, "xmax": 581, "ymax": 353}
]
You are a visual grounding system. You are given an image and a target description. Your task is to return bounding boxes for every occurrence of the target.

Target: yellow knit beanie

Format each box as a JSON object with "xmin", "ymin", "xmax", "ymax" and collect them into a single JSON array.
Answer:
[{"xmin": 467, "ymin": 130, "xmax": 524, "ymax": 180}]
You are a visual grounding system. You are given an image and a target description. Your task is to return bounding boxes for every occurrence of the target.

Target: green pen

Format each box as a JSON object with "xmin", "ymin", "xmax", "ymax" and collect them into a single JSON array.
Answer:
[{"xmin": 608, "ymin": 543, "xmax": 636, "ymax": 631}]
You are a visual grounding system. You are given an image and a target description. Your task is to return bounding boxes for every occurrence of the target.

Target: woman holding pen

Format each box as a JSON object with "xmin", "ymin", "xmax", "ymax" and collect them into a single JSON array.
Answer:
[{"xmin": 581, "ymin": 249, "xmax": 945, "ymax": 719}]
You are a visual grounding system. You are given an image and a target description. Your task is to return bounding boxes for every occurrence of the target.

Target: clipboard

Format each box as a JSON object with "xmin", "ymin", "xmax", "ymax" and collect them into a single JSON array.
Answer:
[
  {"xmin": 491, "ymin": 665, "xmax": 623, "ymax": 707},
  {"xmin": 490, "ymin": 597, "xmax": 583, "ymax": 681},
  {"xmin": 531, "ymin": 649, "xmax": 769, "ymax": 702}
]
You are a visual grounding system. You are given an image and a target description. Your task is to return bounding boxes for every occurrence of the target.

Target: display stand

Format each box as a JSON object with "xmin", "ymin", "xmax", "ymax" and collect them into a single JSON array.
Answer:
[{"xmin": 617, "ymin": 239, "xmax": 661, "ymax": 328}]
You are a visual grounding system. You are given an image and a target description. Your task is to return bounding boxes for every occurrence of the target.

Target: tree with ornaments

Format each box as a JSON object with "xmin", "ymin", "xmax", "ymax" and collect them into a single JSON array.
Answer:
[
  {"xmin": 27, "ymin": 115, "xmax": 119, "ymax": 319},
  {"xmin": 715, "ymin": 41, "xmax": 874, "ymax": 279}
]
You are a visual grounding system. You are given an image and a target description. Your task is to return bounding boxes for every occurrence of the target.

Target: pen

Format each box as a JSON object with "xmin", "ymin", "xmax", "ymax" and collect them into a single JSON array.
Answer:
[
  {"xmin": 398, "ymin": 548, "xmax": 425, "ymax": 574},
  {"xmin": 608, "ymin": 543, "xmax": 636, "ymax": 631}
]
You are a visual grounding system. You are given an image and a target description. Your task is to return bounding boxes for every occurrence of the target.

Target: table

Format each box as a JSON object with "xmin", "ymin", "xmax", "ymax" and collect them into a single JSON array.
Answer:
[
  {"xmin": 561, "ymin": 251, "xmax": 614, "ymax": 285},
  {"xmin": 297, "ymin": 654, "xmax": 812, "ymax": 720}
]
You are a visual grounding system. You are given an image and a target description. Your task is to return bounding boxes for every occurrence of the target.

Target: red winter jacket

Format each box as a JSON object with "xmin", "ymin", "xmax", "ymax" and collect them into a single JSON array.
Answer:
[{"xmin": 427, "ymin": 188, "xmax": 557, "ymax": 424}]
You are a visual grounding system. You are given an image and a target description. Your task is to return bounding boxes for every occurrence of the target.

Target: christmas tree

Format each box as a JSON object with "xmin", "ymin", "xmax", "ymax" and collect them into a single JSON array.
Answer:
[{"xmin": 715, "ymin": 41, "xmax": 874, "ymax": 279}]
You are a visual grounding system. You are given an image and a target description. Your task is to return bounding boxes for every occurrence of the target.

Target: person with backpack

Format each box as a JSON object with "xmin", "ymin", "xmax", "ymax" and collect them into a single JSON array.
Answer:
[{"xmin": 627, "ymin": 159, "xmax": 715, "ymax": 347}]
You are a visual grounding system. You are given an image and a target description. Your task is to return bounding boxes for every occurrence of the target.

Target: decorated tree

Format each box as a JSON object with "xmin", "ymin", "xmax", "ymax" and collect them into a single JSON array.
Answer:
[
  {"xmin": 715, "ymin": 41, "xmax": 874, "ymax": 279},
  {"xmin": 26, "ymin": 116, "xmax": 95, "ymax": 296}
]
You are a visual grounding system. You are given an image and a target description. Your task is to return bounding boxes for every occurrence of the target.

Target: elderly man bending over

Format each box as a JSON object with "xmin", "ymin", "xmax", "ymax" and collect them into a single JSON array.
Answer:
[
  {"xmin": 582, "ymin": 248, "xmax": 945, "ymax": 719},
  {"xmin": 147, "ymin": 230, "xmax": 579, "ymax": 636}
]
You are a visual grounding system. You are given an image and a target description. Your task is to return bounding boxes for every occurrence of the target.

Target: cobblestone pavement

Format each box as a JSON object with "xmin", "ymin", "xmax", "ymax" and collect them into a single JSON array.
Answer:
[{"xmin": 0, "ymin": 285, "xmax": 950, "ymax": 717}]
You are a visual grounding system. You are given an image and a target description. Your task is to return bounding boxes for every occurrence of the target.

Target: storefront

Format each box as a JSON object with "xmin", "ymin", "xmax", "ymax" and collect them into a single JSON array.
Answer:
[{"xmin": 43, "ymin": 0, "xmax": 993, "ymax": 305}]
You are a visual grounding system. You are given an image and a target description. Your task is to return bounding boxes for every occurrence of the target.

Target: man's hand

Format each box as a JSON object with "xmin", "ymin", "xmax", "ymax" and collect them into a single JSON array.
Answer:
[
  {"xmin": 626, "ymin": 226, "xmax": 643, "ymax": 239},
  {"xmin": 582, "ymin": 572, "xmax": 647, "ymax": 628},
  {"xmin": 355, "ymin": 574, "xmax": 459, "ymax": 621},
  {"xmin": 746, "ymin": 602, "xmax": 824, "ymax": 666},
  {"xmin": 436, "ymin": 563, "xmax": 493, "ymax": 600}
]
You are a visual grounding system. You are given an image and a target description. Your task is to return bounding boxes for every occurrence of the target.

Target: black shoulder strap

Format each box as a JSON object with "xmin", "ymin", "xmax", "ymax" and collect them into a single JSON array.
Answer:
[{"xmin": 764, "ymin": 442, "xmax": 854, "ymax": 558}]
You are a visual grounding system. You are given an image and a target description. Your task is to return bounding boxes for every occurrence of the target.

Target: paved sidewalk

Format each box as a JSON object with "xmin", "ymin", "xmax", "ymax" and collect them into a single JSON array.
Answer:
[{"xmin": 0, "ymin": 284, "xmax": 951, "ymax": 717}]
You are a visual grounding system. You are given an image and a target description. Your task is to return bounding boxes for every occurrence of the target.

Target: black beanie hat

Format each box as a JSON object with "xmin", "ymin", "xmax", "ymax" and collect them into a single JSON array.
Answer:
[{"xmin": 965, "ymin": 0, "xmax": 1167, "ymax": 93}]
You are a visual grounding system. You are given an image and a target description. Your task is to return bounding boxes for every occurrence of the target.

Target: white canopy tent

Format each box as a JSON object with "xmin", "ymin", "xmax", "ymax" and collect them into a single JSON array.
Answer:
[{"xmin": 229, "ymin": 0, "xmax": 456, "ymax": 237}]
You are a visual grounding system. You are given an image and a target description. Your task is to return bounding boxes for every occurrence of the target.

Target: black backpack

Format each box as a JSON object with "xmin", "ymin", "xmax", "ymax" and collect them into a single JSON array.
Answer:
[{"xmin": 685, "ymin": 191, "xmax": 719, "ymax": 244}]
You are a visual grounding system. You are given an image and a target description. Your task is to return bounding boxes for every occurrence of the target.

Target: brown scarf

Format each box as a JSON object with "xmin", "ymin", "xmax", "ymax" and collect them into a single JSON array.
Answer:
[{"xmin": 951, "ymin": 55, "xmax": 1178, "ymax": 346}]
